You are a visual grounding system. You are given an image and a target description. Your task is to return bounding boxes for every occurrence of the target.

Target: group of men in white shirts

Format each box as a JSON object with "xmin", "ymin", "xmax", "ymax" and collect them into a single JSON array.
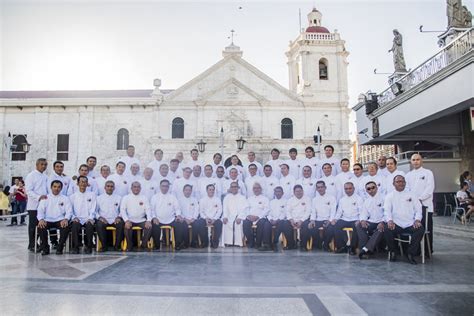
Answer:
[{"xmin": 25, "ymin": 144, "xmax": 435, "ymax": 264}]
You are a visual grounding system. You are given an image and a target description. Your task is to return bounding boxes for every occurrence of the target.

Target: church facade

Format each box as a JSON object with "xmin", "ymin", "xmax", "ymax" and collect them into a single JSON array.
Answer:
[{"xmin": 0, "ymin": 8, "xmax": 351, "ymax": 181}]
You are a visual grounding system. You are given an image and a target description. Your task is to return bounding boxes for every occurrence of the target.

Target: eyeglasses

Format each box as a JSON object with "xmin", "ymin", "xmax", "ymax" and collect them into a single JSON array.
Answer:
[{"xmin": 366, "ymin": 186, "xmax": 376, "ymax": 191}]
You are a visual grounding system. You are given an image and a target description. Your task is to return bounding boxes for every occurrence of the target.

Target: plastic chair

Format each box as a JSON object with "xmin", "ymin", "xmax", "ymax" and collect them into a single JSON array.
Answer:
[
  {"xmin": 453, "ymin": 194, "xmax": 466, "ymax": 225},
  {"xmin": 160, "ymin": 225, "xmax": 176, "ymax": 249},
  {"xmin": 97, "ymin": 226, "xmax": 117, "ymax": 251},
  {"xmin": 34, "ymin": 225, "xmax": 62, "ymax": 253}
]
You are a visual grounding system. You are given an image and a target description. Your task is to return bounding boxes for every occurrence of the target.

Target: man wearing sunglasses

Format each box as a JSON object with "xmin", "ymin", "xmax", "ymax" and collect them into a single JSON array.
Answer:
[{"xmin": 356, "ymin": 181, "xmax": 385, "ymax": 259}]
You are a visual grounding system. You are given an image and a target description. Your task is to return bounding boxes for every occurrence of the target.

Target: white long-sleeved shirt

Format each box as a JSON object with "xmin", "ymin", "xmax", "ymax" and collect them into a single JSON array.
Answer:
[
  {"xmin": 384, "ymin": 169, "xmax": 405, "ymax": 194},
  {"xmin": 117, "ymin": 156, "xmax": 141, "ymax": 176},
  {"xmin": 296, "ymin": 177, "xmax": 316, "ymax": 199},
  {"xmin": 108, "ymin": 173, "xmax": 132, "ymax": 197},
  {"xmin": 261, "ymin": 175, "xmax": 279, "ymax": 200},
  {"xmin": 310, "ymin": 193, "xmax": 337, "ymax": 221},
  {"xmin": 285, "ymin": 158, "xmax": 301, "ymax": 180},
  {"xmin": 150, "ymin": 192, "xmax": 181, "ymax": 224},
  {"xmin": 139, "ymin": 178, "xmax": 159, "ymax": 202},
  {"xmin": 247, "ymin": 194, "xmax": 270, "ymax": 219},
  {"xmin": 279, "ymin": 174, "xmax": 296, "ymax": 199},
  {"xmin": 384, "ymin": 189, "xmax": 422, "ymax": 228},
  {"xmin": 37, "ymin": 194, "xmax": 72, "ymax": 222},
  {"xmin": 96, "ymin": 193, "xmax": 122, "ymax": 224},
  {"xmin": 268, "ymin": 197, "xmax": 288, "ymax": 221},
  {"xmin": 147, "ymin": 159, "xmax": 168, "ymax": 178},
  {"xmin": 199, "ymin": 195, "xmax": 223, "ymax": 220},
  {"xmin": 334, "ymin": 194, "xmax": 363, "ymax": 222},
  {"xmin": 178, "ymin": 195, "xmax": 199, "ymax": 220},
  {"xmin": 406, "ymin": 167, "xmax": 435, "ymax": 213},
  {"xmin": 25, "ymin": 169, "xmax": 48, "ymax": 210},
  {"xmin": 286, "ymin": 195, "xmax": 312, "ymax": 222},
  {"xmin": 243, "ymin": 161, "xmax": 264, "ymax": 178},
  {"xmin": 222, "ymin": 194, "xmax": 248, "ymax": 221},
  {"xmin": 95, "ymin": 176, "xmax": 108, "ymax": 196},
  {"xmin": 244, "ymin": 175, "xmax": 263, "ymax": 198},
  {"xmin": 70, "ymin": 191, "xmax": 97, "ymax": 224},
  {"xmin": 300, "ymin": 157, "xmax": 321, "ymax": 179},
  {"xmin": 223, "ymin": 178, "xmax": 246, "ymax": 197},
  {"xmin": 360, "ymin": 193, "xmax": 385, "ymax": 223},
  {"xmin": 47, "ymin": 173, "xmax": 71, "ymax": 196},
  {"xmin": 120, "ymin": 193, "xmax": 152, "ymax": 223}
]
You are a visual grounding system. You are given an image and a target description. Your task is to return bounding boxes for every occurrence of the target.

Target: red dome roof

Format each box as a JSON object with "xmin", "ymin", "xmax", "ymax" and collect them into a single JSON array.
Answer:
[{"xmin": 306, "ymin": 26, "xmax": 330, "ymax": 33}]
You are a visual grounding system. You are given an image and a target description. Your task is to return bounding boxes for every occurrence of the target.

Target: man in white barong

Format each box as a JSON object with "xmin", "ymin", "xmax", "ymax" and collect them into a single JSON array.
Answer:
[{"xmin": 221, "ymin": 181, "xmax": 248, "ymax": 247}]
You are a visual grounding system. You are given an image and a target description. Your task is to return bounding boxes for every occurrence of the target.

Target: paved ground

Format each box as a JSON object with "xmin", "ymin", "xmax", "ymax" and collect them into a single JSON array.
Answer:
[{"xmin": 0, "ymin": 218, "xmax": 473, "ymax": 315}]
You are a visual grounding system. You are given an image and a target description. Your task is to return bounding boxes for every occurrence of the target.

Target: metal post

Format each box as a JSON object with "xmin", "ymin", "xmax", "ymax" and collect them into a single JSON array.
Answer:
[
  {"xmin": 317, "ymin": 126, "xmax": 321, "ymax": 159},
  {"xmin": 219, "ymin": 127, "xmax": 224, "ymax": 156}
]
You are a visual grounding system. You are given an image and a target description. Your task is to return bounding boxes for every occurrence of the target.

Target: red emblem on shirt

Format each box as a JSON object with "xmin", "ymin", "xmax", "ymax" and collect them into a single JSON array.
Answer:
[{"xmin": 139, "ymin": 201, "xmax": 144, "ymax": 206}]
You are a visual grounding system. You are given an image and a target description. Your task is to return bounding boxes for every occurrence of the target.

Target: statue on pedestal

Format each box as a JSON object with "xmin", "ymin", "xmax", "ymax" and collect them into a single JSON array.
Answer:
[{"xmin": 388, "ymin": 29, "xmax": 407, "ymax": 73}]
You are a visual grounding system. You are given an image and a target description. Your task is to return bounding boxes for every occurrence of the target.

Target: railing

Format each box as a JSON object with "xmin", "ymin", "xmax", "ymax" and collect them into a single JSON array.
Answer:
[
  {"xmin": 303, "ymin": 32, "xmax": 336, "ymax": 41},
  {"xmin": 378, "ymin": 27, "xmax": 473, "ymax": 106},
  {"xmin": 395, "ymin": 150, "xmax": 459, "ymax": 161}
]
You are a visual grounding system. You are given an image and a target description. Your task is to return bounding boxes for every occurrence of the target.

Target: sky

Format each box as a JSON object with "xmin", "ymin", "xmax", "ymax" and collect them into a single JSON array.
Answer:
[{"xmin": 0, "ymin": 0, "xmax": 457, "ymax": 109}]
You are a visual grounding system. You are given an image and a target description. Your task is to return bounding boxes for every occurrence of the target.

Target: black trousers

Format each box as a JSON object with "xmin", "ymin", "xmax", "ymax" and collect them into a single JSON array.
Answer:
[
  {"xmin": 281, "ymin": 219, "xmax": 311, "ymax": 249},
  {"xmin": 310, "ymin": 220, "xmax": 335, "ymax": 249},
  {"xmin": 151, "ymin": 220, "xmax": 186, "ymax": 249},
  {"xmin": 182, "ymin": 219, "xmax": 201, "ymax": 247},
  {"xmin": 271, "ymin": 220, "xmax": 289, "ymax": 244},
  {"xmin": 96, "ymin": 219, "xmax": 124, "ymax": 249},
  {"xmin": 71, "ymin": 221, "xmax": 95, "ymax": 250},
  {"xmin": 384, "ymin": 223, "xmax": 425, "ymax": 256},
  {"xmin": 421, "ymin": 209, "xmax": 433, "ymax": 253},
  {"xmin": 27, "ymin": 210, "xmax": 38, "ymax": 249},
  {"xmin": 124, "ymin": 222, "xmax": 152, "ymax": 250},
  {"xmin": 243, "ymin": 218, "xmax": 272, "ymax": 247},
  {"xmin": 356, "ymin": 222, "xmax": 383, "ymax": 252},
  {"xmin": 38, "ymin": 221, "xmax": 70, "ymax": 251},
  {"xmin": 334, "ymin": 220, "xmax": 358, "ymax": 249},
  {"xmin": 195, "ymin": 218, "xmax": 223, "ymax": 248}
]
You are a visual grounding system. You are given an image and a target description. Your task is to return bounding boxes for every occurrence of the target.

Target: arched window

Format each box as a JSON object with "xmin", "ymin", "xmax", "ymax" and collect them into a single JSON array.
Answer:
[
  {"xmin": 117, "ymin": 128, "xmax": 129, "ymax": 150},
  {"xmin": 172, "ymin": 117, "xmax": 184, "ymax": 139},
  {"xmin": 12, "ymin": 134, "xmax": 27, "ymax": 161},
  {"xmin": 281, "ymin": 118, "xmax": 293, "ymax": 139},
  {"xmin": 319, "ymin": 58, "xmax": 328, "ymax": 80}
]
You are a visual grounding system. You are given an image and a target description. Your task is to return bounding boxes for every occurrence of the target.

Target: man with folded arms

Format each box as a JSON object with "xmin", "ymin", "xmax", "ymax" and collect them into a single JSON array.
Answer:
[
  {"xmin": 332, "ymin": 182, "xmax": 363, "ymax": 255},
  {"xmin": 356, "ymin": 181, "xmax": 385, "ymax": 259},
  {"xmin": 120, "ymin": 181, "xmax": 153, "ymax": 251},
  {"xmin": 69, "ymin": 176, "xmax": 97, "ymax": 254},
  {"xmin": 151, "ymin": 180, "xmax": 186, "ymax": 251},
  {"xmin": 37, "ymin": 180, "xmax": 72, "ymax": 255},
  {"xmin": 197, "ymin": 184, "xmax": 223, "ymax": 248},
  {"xmin": 178, "ymin": 184, "xmax": 200, "ymax": 248},
  {"xmin": 286, "ymin": 185, "xmax": 312, "ymax": 250},
  {"xmin": 384, "ymin": 175, "xmax": 424, "ymax": 264},
  {"xmin": 244, "ymin": 182, "xmax": 272, "ymax": 251},
  {"xmin": 96, "ymin": 180, "xmax": 124, "ymax": 252},
  {"xmin": 308, "ymin": 181, "xmax": 336, "ymax": 251}
]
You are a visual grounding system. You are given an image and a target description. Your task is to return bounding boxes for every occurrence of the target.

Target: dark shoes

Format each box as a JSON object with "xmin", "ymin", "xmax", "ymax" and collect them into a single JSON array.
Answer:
[
  {"xmin": 70, "ymin": 248, "xmax": 80, "ymax": 254},
  {"xmin": 41, "ymin": 247, "xmax": 50, "ymax": 256},
  {"xmin": 407, "ymin": 254, "xmax": 418, "ymax": 265},
  {"xmin": 388, "ymin": 251, "xmax": 397, "ymax": 262},
  {"xmin": 258, "ymin": 244, "xmax": 272, "ymax": 251},
  {"xmin": 336, "ymin": 246, "xmax": 348, "ymax": 254},
  {"xmin": 359, "ymin": 250, "xmax": 369, "ymax": 260}
]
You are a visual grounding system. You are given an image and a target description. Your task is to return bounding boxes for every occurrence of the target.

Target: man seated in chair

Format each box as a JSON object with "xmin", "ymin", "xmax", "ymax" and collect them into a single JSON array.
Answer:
[
  {"xmin": 120, "ymin": 181, "xmax": 153, "ymax": 251},
  {"xmin": 356, "ymin": 181, "xmax": 385, "ymax": 259},
  {"xmin": 69, "ymin": 176, "xmax": 97, "ymax": 254},
  {"xmin": 244, "ymin": 182, "xmax": 272, "ymax": 251},
  {"xmin": 178, "ymin": 184, "xmax": 200, "ymax": 248},
  {"xmin": 331, "ymin": 182, "xmax": 363, "ymax": 255},
  {"xmin": 384, "ymin": 175, "xmax": 424, "ymax": 264},
  {"xmin": 222, "ymin": 181, "xmax": 248, "ymax": 247},
  {"xmin": 286, "ymin": 185, "xmax": 312, "ymax": 251},
  {"xmin": 308, "ymin": 181, "xmax": 336, "ymax": 251},
  {"xmin": 197, "ymin": 184, "xmax": 223, "ymax": 248},
  {"xmin": 268, "ymin": 186, "xmax": 291, "ymax": 249},
  {"xmin": 37, "ymin": 180, "xmax": 72, "ymax": 255},
  {"xmin": 151, "ymin": 179, "xmax": 186, "ymax": 251},
  {"xmin": 96, "ymin": 180, "xmax": 124, "ymax": 252}
]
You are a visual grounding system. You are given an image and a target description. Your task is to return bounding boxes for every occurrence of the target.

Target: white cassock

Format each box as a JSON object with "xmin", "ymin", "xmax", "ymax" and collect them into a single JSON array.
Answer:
[
  {"xmin": 244, "ymin": 175, "xmax": 263, "ymax": 198},
  {"xmin": 279, "ymin": 174, "xmax": 296, "ymax": 199},
  {"xmin": 296, "ymin": 177, "xmax": 316, "ymax": 199},
  {"xmin": 117, "ymin": 156, "xmax": 141, "ymax": 176},
  {"xmin": 261, "ymin": 175, "xmax": 279, "ymax": 200},
  {"xmin": 300, "ymin": 157, "xmax": 321, "ymax": 179},
  {"xmin": 221, "ymin": 193, "xmax": 248, "ymax": 247},
  {"xmin": 197, "ymin": 177, "xmax": 221, "ymax": 201},
  {"xmin": 266, "ymin": 159, "xmax": 283, "ymax": 179},
  {"xmin": 222, "ymin": 178, "xmax": 246, "ymax": 197},
  {"xmin": 285, "ymin": 158, "xmax": 302, "ymax": 180},
  {"xmin": 243, "ymin": 161, "xmax": 264, "ymax": 178},
  {"xmin": 320, "ymin": 156, "xmax": 341, "ymax": 175}
]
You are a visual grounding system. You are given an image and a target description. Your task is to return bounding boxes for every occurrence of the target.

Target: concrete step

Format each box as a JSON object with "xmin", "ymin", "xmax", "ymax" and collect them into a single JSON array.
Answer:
[{"xmin": 434, "ymin": 226, "xmax": 474, "ymax": 241}]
